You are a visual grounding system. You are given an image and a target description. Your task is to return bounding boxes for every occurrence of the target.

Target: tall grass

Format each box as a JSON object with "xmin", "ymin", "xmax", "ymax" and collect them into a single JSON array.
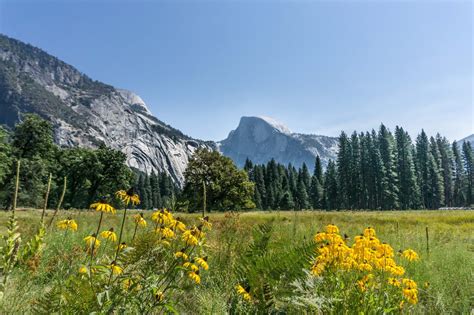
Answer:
[{"xmin": 0, "ymin": 209, "xmax": 472, "ymax": 313}]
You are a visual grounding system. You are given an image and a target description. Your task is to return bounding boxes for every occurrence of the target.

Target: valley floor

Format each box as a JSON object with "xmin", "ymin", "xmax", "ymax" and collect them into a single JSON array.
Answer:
[{"xmin": 0, "ymin": 209, "xmax": 472, "ymax": 313}]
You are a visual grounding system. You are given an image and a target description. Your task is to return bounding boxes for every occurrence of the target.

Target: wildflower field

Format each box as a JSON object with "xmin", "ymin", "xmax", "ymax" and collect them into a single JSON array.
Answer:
[{"xmin": 0, "ymin": 208, "xmax": 472, "ymax": 314}]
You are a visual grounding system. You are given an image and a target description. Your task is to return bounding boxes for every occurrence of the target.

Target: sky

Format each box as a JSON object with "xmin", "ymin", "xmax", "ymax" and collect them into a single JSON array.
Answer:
[{"xmin": 0, "ymin": 0, "xmax": 472, "ymax": 142}]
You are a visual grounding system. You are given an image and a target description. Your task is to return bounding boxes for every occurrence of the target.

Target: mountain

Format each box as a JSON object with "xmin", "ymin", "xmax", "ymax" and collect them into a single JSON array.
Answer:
[
  {"xmin": 0, "ymin": 34, "xmax": 214, "ymax": 184},
  {"xmin": 459, "ymin": 134, "xmax": 474, "ymax": 147},
  {"xmin": 218, "ymin": 116, "xmax": 338, "ymax": 170}
]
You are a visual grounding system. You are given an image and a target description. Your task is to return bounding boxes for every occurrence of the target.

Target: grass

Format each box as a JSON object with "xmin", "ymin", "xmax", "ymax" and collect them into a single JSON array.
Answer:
[{"xmin": 0, "ymin": 209, "xmax": 473, "ymax": 313}]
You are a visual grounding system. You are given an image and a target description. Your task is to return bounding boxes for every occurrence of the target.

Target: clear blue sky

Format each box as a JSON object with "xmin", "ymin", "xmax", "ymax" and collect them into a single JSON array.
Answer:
[{"xmin": 0, "ymin": 0, "xmax": 472, "ymax": 141}]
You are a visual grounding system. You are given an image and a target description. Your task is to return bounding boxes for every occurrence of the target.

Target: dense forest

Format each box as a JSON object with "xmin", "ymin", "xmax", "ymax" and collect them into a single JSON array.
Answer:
[
  {"xmin": 1, "ymin": 115, "xmax": 472, "ymax": 211},
  {"xmin": 244, "ymin": 124, "xmax": 473, "ymax": 210},
  {"xmin": 0, "ymin": 114, "xmax": 177, "ymax": 210}
]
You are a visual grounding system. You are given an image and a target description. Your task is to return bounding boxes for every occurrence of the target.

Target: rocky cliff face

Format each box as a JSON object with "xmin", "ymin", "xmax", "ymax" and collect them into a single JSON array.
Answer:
[
  {"xmin": 218, "ymin": 116, "xmax": 338, "ymax": 170},
  {"xmin": 0, "ymin": 34, "xmax": 213, "ymax": 184}
]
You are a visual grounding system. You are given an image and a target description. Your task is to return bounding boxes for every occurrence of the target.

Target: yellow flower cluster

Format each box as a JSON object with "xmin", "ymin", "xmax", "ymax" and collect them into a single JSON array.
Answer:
[
  {"xmin": 57, "ymin": 219, "xmax": 78, "ymax": 231},
  {"xmin": 311, "ymin": 224, "xmax": 420, "ymax": 304}
]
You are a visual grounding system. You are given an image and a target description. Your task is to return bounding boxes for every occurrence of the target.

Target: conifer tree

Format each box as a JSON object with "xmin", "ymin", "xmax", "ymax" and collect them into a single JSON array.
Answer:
[
  {"xmin": 436, "ymin": 135, "xmax": 454, "ymax": 206},
  {"xmin": 395, "ymin": 127, "xmax": 420, "ymax": 209},
  {"xmin": 378, "ymin": 125, "xmax": 399, "ymax": 209},
  {"xmin": 324, "ymin": 160, "xmax": 339, "ymax": 210},
  {"xmin": 452, "ymin": 141, "xmax": 466, "ymax": 206},
  {"xmin": 462, "ymin": 141, "xmax": 473, "ymax": 205}
]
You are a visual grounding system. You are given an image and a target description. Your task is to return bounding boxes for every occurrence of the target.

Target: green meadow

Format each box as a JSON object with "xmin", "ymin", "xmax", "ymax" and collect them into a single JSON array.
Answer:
[{"xmin": 0, "ymin": 209, "xmax": 472, "ymax": 314}]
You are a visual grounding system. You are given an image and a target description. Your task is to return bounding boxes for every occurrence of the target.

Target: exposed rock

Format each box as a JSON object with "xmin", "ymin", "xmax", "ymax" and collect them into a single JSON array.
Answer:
[
  {"xmin": 0, "ymin": 33, "xmax": 213, "ymax": 185},
  {"xmin": 218, "ymin": 116, "xmax": 338, "ymax": 170}
]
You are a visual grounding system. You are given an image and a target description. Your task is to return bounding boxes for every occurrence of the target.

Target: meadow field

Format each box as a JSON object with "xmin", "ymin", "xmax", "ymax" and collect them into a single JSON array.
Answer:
[{"xmin": 0, "ymin": 209, "xmax": 472, "ymax": 314}]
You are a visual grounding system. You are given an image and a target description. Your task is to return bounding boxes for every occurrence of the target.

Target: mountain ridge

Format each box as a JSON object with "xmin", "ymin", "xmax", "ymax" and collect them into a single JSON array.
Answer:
[
  {"xmin": 217, "ymin": 116, "xmax": 338, "ymax": 170},
  {"xmin": 0, "ymin": 33, "xmax": 213, "ymax": 184}
]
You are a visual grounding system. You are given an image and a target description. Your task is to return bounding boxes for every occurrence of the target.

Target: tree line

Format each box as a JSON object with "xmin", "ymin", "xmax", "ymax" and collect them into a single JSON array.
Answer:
[
  {"xmin": 244, "ymin": 125, "xmax": 473, "ymax": 210},
  {"xmin": 0, "ymin": 114, "xmax": 176, "ymax": 210}
]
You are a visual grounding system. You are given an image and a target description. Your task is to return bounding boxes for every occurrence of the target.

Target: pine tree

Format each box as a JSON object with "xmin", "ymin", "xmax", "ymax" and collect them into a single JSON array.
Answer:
[
  {"xmin": 324, "ymin": 160, "xmax": 339, "ymax": 210},
  {"xmin": 436, "ymin": 135, "xmax": 454, "ymax": 206},
  {"xmin": 309, "ymin": 175, "xmax": 323, "ymax": 209},
  {"xmin": 462, "ymin": 141, "xmax": 473, "ymax": 206},
  {"xmin": 350, "ymin": 132, "xmax": 362, "ymax": 209},
  {"xmin": 415, "ymin": 130, "xmax": 430, "ymax": 208},
  {"xmin": 314, "ymin": 156, "xmax": 324, "ymax": 184},
  {"xmin": 452, "ymin": 142, "xmax": 465, "ymax": 206},
  {"xmin": 295, "ymin": 173, "xmax": 309, "ymax": 210},
  {"xmin": 378, "ymin": 125, "xmax": 399, "ymax": 209},
  {"xmin": 336, "ymin": 132, "xmax": 352, "ymax": 209},
  {"xmin": 395, "ymin": 127, "xmax": 420, "ymax": 209}
]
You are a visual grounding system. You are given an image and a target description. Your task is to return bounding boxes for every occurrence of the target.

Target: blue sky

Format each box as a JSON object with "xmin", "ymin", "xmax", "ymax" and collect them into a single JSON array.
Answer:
[{"xmin": 0, "ymin": 0, "xmax": 472, "ymax": 141}]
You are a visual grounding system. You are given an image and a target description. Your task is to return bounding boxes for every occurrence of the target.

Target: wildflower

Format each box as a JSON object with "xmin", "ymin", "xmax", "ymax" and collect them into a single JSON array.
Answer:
[
  {"xmin": 236, "ymin": 284, "xmax": 252, "ymax": 301},
  {"xmin": 117, "ymin": 242, "xmax": 127, "ymax": 251},
  {"xmin": 78, "ymin": 265, "xmax": 88, "ymax": 274},
  {"xmin": 90, "ymin": 199, "xmax": 116, "ymax": 214},
  {"xmin": 84, "ymin": 234, "xmax": 100, "ymax": 249},
  {"xmin": 182, "ymin": 230, "xmax": 199, "ymax": 246},
  {"xmin": 175, "ymin": 250, "xmax": 189, "ymax": 261},
  {"xmin": 200, "ymin": 216, "xmax": 212, "ymax": 229},
  {"xmin": 403, "ymin": 287, "xmax": 418, "ymax": 304},
  {"xmin": 388, "ymin": 278, "xmax": 401, "ymax": 287},
  {"xmin": 188, "ymin": 271, "xmax": 201, "ymax": 284},
  {"xmin": 183, "ymin": 262, "xmax": 199, "ymax": 272},
  {"xmin": 169, "ymin": 218, "xmax": 186, "ymax": 232},
  {"xmin": 116, "ymin": 188, "xmax": 141, "ymax": 206},
  {"xmin": 424, "ymin": 282, "xmax": 430, "ymax": 288},
  {"xmin": 155, "ymin": 291, "xmax": 164, "ymax": 302},
  {"xmin": 122, "ymin": 278, "xmax": 133, "ymax": 290},
  {"xmin": 151, "ymin": 209, "xmax": 173, "ymax": 225},
  {"xmin": 314, "ymin": 232, "xmax": 327, "ymax": 242},
  {"xmin": 57, "ymin": 219, "xmax": 78, "ymax": 231},
  {"xmin": 108, "ymin": 261, "xmax": 123, "ymax": 275},
  {"xmin": 402, "ymin": 249, "xmax": 419, "ymax": 262},
  {"xmin": 325, "ymin": 224, "xmax": 339, "ymax": 234},
  {"xmin": 195, "ymin": 257, "xmax": 209, "ymax": 270},
  {"xmin": 100, "ymin": 228, "xmax": 117, "ymax": 242},
  {"xmin": 363, "ymin": 226, "xmax": 376, "ymax": 237},
  {"xmin": 156, "ymin": 227, "xmax": 175, "ymax": 239},
  {"xmin": 133, "ymin": 213, "xmax": 147, "ymax": 227}
]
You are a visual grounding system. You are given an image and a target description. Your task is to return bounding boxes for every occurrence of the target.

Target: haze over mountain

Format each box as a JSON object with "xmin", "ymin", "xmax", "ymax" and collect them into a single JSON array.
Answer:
[
  {"xmin": 0, "ymin": 34, "xmax": 214, "ymax": 184},
  {"xmin": 218, "ymin": 116, "xmax": 338, "ymax": 170}
]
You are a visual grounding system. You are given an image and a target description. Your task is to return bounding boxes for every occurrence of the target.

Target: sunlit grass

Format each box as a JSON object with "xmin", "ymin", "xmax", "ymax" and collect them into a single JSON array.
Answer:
[{"xmin": 0, "ymin": 209, "xmax": 472, "ymax": 313}]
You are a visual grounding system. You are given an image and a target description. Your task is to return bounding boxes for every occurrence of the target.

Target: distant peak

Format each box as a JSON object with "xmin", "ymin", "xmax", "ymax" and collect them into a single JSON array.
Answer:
[{"xmin": 240, "ymin": 116, "xmax": 291, "ymax": 134}]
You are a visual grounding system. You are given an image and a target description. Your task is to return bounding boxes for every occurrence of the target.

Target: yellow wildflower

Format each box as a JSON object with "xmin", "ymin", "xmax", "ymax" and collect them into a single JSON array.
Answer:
[
  {"xmin": 84, "ymin": 235, "xmax": 100, "ymax": 248},
  {"xmin": 175, "ymin": 250, "xmax": 189, "ymax": 261},
  {"xmin": 195, "ymin": 257, "xmax": 209, "ymax": 270},
  {"xmin": 200, "ymin": 216, "xmax": 212, "ymax": 230},
  {"xmin": 325, "ymin": 224, "xmax": 339, "ymax": 234},
  {"xmin": 156, "ymin": 227, "xmax": 175, "ymax": 239},
  {"xmin": 388, "ymin": 278, "xmax": 401, "ymax": 287},
  {"xmin": 57, "ymin": 219, "xmax": 78, "ymax": 231},
  {"xmin": 188, "ymin": 271, "xmax": 200, "ymax": 284},
  {"xmin": 182, "ymin": 230, "xmax": 199, "ymax": 246},
  {"xmin": 109, "ymin": 261, "xmax": 123, "ymax": 275},
  {"xmin": 236, "ymin": 284, "xmax": 252, "ymax": 301},
  {"xmin": 100, "ymin": 228, "xmax": 117, "ymax": 242},
  {"xmin": 116, "ymin": 189, "xmax": 141, "ymax": 206},
  {"xmin": 78, "ymin": 265, "xmax": 88, "ymax": 274},
  {"xmin": 90, "ymin": 200, "xmax": 116, "ymax": 214},
  {"xmin": 402, "ymin": 249, "xmax": 419, "ymax": 262},
  {"xmin": 133, "ymin": 213, "xmax": 147, "ymax": 227}
]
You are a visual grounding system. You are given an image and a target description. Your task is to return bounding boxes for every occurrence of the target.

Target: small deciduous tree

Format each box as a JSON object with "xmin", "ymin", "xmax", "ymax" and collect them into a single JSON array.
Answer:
[{"xmin": 182, "ymin": 149, "xmax": 255, "ymax": 212}]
